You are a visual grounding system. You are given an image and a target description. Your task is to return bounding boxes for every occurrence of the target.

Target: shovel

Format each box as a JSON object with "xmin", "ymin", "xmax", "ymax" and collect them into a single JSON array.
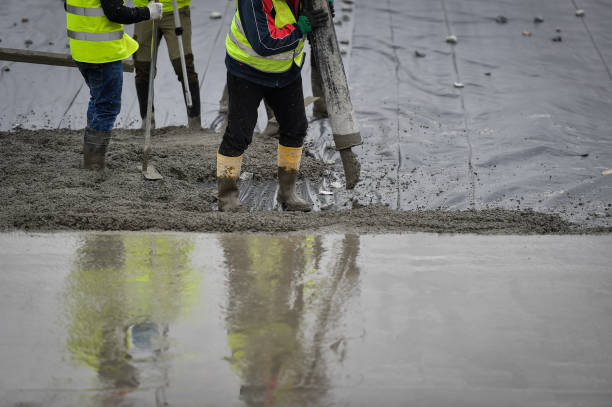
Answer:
[
  {"xmin": 171, "ymin": 0, "xmax": 192, "ymax": 108},
  {"xmin": 140, "ymin": 19, "xmax": 163, "ymax": 181}
]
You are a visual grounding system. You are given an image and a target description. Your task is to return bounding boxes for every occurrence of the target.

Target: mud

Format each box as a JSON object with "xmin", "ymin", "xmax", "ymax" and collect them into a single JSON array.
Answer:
[{"xmin": 2, "ymin": 128, "xmax": 609, "ymax": 234}]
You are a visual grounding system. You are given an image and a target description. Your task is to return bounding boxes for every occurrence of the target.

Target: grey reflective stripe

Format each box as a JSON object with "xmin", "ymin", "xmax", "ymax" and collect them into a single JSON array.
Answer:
[
  {"xmin": 66, "ymin": 4, "xmax": 106, "ymax": 17},
  {"xmin": 230, "ymin": 17, "xmax": 295, "ymax": 61},
  {"xmin": 67, "ymin": 29, "xmax": 124, "ymax": 42}
]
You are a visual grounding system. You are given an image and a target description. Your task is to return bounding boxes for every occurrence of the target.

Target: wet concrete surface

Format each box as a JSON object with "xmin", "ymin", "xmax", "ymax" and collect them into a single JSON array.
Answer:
[{"xmin": 1, "ymin": 232, "xmax": 612, "ymax": 407}]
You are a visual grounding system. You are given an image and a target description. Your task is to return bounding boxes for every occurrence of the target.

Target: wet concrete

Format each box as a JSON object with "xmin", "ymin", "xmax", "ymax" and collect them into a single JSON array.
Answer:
[
  {"xmin": 1, "ymin": 232, "xmax": 612, "ymax": 406},
  {"xmin": 1, "ymin": 0, "xmax": 611, "ymax": 228}
]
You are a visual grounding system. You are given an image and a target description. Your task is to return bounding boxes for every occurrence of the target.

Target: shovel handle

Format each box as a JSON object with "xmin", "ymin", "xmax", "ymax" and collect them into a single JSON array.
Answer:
[{"xmin": 171, "ymin": 0, "xmax": 192, "ymax": 108}]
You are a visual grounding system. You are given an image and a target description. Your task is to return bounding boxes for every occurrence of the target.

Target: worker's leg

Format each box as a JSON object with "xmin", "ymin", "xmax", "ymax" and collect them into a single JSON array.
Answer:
[
  {"xmin": 76, "ymin": 61, "xmax": 123, "ymax": 170},
  {"xmin": 165, "ymin": 7, "xmax": 201, "ymax": 128},
  {"xmin": 310, "ymin": 52, "xmax": 328, "ymax": 119},
  {"xmin": 133, "ymin": 19, "xmax": 159, "ymax": 128},
  {"xmin": 217, "ymin": 72, "xmax": 264, "ymax": 212},
  {"xmin": 264, "ymin": 76, "xmax": 312, "ymax": 212}
]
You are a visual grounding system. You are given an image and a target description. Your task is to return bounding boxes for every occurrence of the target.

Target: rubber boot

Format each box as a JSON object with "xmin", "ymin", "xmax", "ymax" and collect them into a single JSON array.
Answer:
[
  {"xmin": 217, "ymin": 153, "xmax": 243, "ymax": 212},
  {"xmin": 187, "ymin": 81, "xmax": 202, "ymax": 130},
  {"xmin": 261, "ymin": 102, "xmax": 280, "ymax": 138},
  {"xmin": 135, "ymin": 79, "xmax": 155, "ymax": 130},
  {"xmin": 83, "ymin": 128, "xmax": 111, "ymax": 170},
  {"xmin": 277, "ymin": 145, "xmax": 312, "ymax": 212}
]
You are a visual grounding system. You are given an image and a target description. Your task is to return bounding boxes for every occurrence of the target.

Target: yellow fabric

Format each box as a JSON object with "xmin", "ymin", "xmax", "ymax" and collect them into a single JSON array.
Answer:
[
  {"xmin": 225, "ymin": 0, "xmax": 305, "ymax": 73},
  {"xmin": 133, "ymin": 0, "xmax": 191, "ymax": 12},
  {"xmin": 66, "ymin": 0, "xmax": 139, "ymax": 63},
  {"xmin": 277, "ymin": 145, "xmax": 302, "ymax": 171},
  {"xmin": 217, "ymin": 153, "xmax": 243, "ymax": 179}
]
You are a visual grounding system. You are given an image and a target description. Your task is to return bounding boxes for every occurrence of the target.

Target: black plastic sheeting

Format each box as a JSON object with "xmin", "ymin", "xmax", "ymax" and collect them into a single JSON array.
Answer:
[{"xmin": 1, "ymin": 0, "xmax": 611, "ymax": 226}]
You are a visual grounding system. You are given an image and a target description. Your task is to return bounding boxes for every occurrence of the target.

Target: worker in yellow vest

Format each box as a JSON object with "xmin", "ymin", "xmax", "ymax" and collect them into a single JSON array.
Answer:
[
  {"xmin": 65, "ymin": 0, "xmax": 163, "ymax": 170},
  {"xmin": 132, "ymin": 0, "xmax": 201, "ymax": 129},
  {"xmin": 217, "ymin": 0, "xmax": 331, "ymax": 212}
]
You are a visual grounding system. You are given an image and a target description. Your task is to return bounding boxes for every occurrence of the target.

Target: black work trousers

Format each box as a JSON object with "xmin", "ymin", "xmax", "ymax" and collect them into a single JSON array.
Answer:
[{"xmin": 219, "ymin": 72, "xmax": 308, "ymax": 157}]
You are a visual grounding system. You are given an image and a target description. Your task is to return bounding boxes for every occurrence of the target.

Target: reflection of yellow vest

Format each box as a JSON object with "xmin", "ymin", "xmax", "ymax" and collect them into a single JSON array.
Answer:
[
  {"xmin": 226, "ymin": 0, "xmax": 305, "ymax": 73},
  {"xmin": 66, "ymin": 0, "xmax": 139, "ymax": 63},
  {"xmin": 133, "ymin": 0, "xmax": 191, "ymax": 13}
]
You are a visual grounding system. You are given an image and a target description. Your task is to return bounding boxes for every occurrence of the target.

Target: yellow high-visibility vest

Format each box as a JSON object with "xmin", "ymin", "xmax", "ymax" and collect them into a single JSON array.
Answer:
[
  {"xmin": 225, "ymin": 0, "xmax": 305, "ymax": 74},
  {"xmin": 133, "ymin": 0, "xmax": 191, "ymax": 13},
  {"xmin": 66, "ymin": 0, "xmax": 139, "ymax": 63}
]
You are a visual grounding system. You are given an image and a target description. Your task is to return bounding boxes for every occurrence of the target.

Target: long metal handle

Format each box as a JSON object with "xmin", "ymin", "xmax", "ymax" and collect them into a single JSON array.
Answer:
[
  {"xmin": 143, "ymin": 19, "xmax": 159, "ymax": 172},
  {"xmin": 171, "ymin": 0, "xmax": 192, "ymax": 107}
]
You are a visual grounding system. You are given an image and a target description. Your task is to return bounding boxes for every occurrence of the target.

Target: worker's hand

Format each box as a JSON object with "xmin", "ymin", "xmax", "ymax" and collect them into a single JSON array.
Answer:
[
  {"xmin": 301, "ymin": 8, "xmax": 329, "ymax": 32},
  {"xmin": 147, "ymin": 1, "xmax": 163, "ymax": 20},
  {"xmin": 329, "ymin": 0, "xmax": 335, "ymax": 19}
]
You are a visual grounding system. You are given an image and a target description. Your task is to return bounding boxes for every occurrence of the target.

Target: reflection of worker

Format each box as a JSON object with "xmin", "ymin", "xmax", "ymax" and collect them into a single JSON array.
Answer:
[
  {"xmin": 216, "ymin": 0, "xmax": 332, "ymax": 212},
  {"xmin": 65, "ymin": 0, "xmax": 163, "ymax": 170},
  {"xmin": 221, "ymin": 235, "xmax": 325, "ymax": 406},
  {"xmin": 62, "ymin": 234, "xmax": 199, "ymax": 398},
  {"xmin": 132, "ymin": 0, "xmax": 201, "ymax": 129}
]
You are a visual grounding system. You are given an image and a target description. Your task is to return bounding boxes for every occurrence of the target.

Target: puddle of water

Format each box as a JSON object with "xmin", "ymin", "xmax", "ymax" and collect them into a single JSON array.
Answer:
[{"xmin": 1, "ymin": 232, "xmax": 611, "ymax": 406}]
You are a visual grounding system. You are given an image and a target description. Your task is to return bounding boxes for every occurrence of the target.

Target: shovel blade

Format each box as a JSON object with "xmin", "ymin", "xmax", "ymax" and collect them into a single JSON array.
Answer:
[{"xmin": 137, "ymin": 164, "xmax": 163, "ymax": 180}]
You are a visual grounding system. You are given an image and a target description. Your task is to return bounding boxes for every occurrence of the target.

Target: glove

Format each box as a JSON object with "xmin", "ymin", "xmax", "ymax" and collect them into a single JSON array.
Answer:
[
  {"xmin": 329, "ymin": 0, "xmax": 335, "ymax": 19},
  {"xmin": 295, "ymin": 15, "xmax": 313, "ymax": 35},
  {"xmin": 301, "ymin": 8, "xmax": 329, "ymax": 32},
  {"xmin": 147, "ymin": 1, "xmax": 163, "ymax": 20}
]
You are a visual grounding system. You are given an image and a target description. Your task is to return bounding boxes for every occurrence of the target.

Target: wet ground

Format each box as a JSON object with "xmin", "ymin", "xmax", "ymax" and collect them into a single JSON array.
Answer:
[
  {"xmin": 1, "ymin": 231, "xmax": 612, "ymax": 407},
  {"xmin": 1, "ymin": 0, "xmax": 611, "ymax": 231}
]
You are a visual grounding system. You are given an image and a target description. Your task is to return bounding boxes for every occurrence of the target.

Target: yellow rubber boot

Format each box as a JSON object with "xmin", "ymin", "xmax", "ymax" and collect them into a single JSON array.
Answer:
[
  {"xmin": 277, "ymin": 145, "xmax": 312, "ymax": 212},
  {"xmin": 217, "ymin": 153, "xmax": 243, "ymax": 212}
]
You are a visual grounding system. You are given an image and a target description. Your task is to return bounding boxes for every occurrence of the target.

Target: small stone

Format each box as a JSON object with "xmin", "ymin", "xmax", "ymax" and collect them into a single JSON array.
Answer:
[
  {"xmin": 484, "ymin": 72, "xmax": 491, "ymax": 76},
  {"xmin": 522, "ymin": 31, "xmax": 532, "ymax": 36},
  {"xmin": 575, "ymin": 9, "xmax": 585, "ymax": 17},
  {"xmin": 446, "ymin": 35, "xmax": 457, "ymax": 44},
  {"xmin": 48, "ymin": 41, "xmax": 55, "ymax": 45},
  {"xmin": 342, "ymin": 14, "xmax": 350, "ymax": 22},
  {"xmin": 239, "ymin": 172, "xmax": 253, "ymax": 181},
  {"xmin": 319, "ymin": 190, "xmax": 334, "ymax": 195},
  {"xmin": 454, "ymin": 82, "xmax": 464, "ymax": 88},
  {"xmin": 342, "ymin": 0, "xmax": 354, "ymax": 3},
  {"xmin": 209, "ymin": 11, "xmax": 222, "ymax": 19},
  {"xmin": 24, "ymin": 39, "xmax": 33, "ymax": 47},
  {"xmin": 495, "ymin": 15, "xmax": 508, "ymax": 24},
  {"xmin": 21, "ymin": 18, "xmax": 29, "ymax": 23},
  {"xmin": 414, "ymin": 50, "xmax": 426, "ymax": 58},
  {"xmin": 552, "ymin": 36, "xmax": 562, "ymax": 42},
  {"xmin": 2, "ymin": 66, "xmax": 10, "ymax": 72},
  {"xmin": 341, "ymin": 6, "xmax": 353, "ymax": 12},
  {"xmin": 330, "ymin": 181, "xmax": 343, "ymax": 189},
  {"xmin": 334, "ymin": 19, "xmax": 342, "ymax": 26},
  {"xmin": 340, "ymin": 39, "xmax": 350, "ymax": 45},
  {"xmin": 534, "ymin": 16, "xmax": 544, "ymax": 23},
  {"xmin": 556, "ymin": 28, "xmax": 561, "ymax": 33},
  {"xmin": 340, "ymin": 48, "xmax": 348, "ymax": 55}
]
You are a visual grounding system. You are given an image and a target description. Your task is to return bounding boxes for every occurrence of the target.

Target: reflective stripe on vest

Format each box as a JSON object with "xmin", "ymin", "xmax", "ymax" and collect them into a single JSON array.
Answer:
[
  {"xmin": 65, "ymin": 4, "xmax": 105, "ymax": 17},
  {"xmin": 225, "ymin": 0, "xmax": 305, "ymax": 74},
  {"xmin": 66, "ymin": 0, "xmax": 139, "ymax": 64},
  {"xmin": 67, "ymin": 29, "xmax": 124, "ymax": 42}
]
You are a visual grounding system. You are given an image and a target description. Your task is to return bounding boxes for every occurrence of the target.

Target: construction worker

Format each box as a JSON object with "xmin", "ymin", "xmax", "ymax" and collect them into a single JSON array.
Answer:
[
  {"xmin": 65, "ymin": 0, "xmax": 163, "ymax": 170},
  {"xmin": 132, "ymin": 0, "xmax": 201, "ymax": 129},
  {"xmin": 217, "ymin": 40, "xmax": 332, "ymax": 138},
  {"xmin": 217, "ymin": 0, "xmax": 332, "ymax": 212}
]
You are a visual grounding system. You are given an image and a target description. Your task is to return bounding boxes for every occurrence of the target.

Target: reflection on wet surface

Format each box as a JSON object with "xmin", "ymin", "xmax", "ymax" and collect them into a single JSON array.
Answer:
[{"xmin": 1, "ymin": 232, "xmax": 612, "ymax": 406}]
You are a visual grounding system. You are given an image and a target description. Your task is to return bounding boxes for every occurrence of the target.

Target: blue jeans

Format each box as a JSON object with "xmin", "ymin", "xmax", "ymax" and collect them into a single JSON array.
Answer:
[{"xmin": 76, "ymin": 60, "xmax": 123, "ymax": 132}]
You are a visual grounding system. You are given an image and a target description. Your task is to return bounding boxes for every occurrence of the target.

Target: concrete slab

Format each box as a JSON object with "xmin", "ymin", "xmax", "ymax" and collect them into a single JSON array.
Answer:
[{"xmin": 1, "ymin": 232, "xmax": 611, "ymax": 406}]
